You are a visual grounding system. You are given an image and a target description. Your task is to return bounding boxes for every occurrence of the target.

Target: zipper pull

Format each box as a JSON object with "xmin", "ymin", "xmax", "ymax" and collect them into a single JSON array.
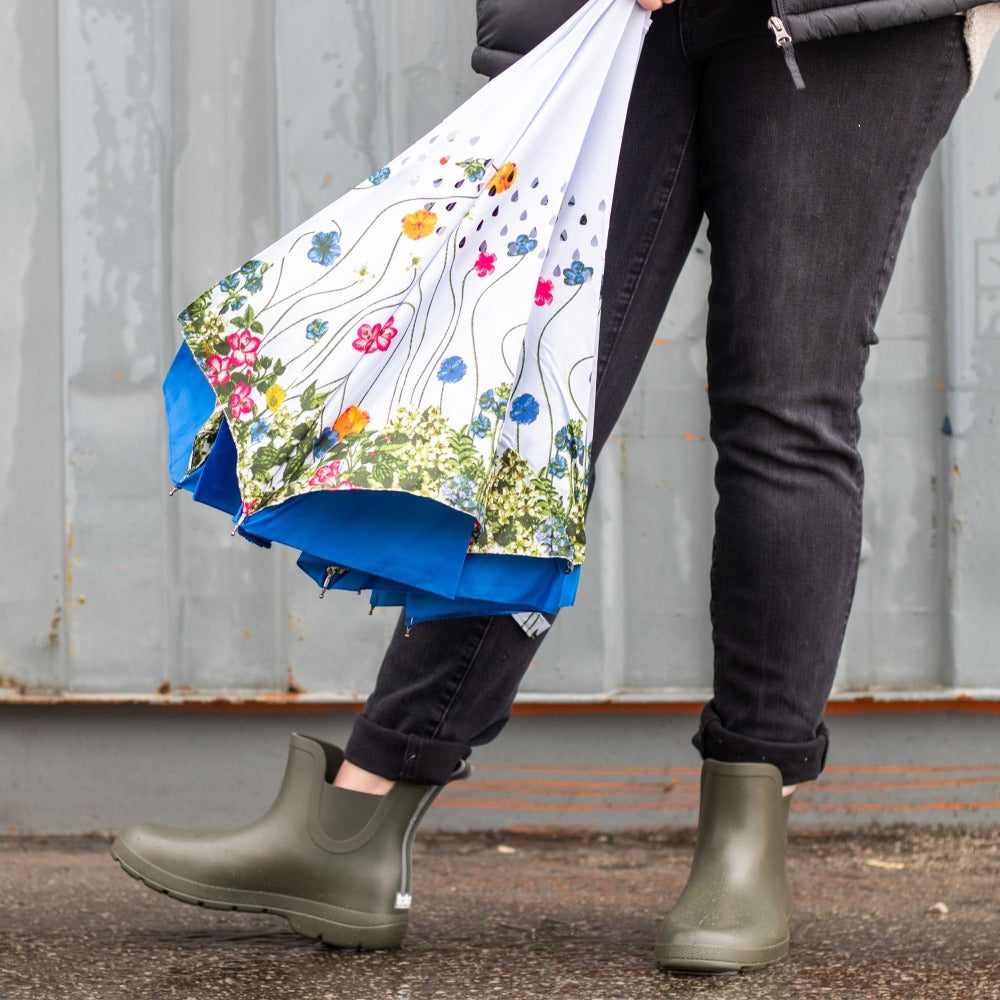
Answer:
[
  {"xmin": 768, "ymin": 16, "xmax": 805, "ymax": 90},
  {"xmin": 318, "ymin": 566, "xmax": 335, "ymax": 599}
]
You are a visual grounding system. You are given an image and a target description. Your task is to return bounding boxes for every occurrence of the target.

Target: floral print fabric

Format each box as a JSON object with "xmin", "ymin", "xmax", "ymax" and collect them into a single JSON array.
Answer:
[{"xmin": 166, "ymin": 0, "xmax": 650, "ymax": 612}]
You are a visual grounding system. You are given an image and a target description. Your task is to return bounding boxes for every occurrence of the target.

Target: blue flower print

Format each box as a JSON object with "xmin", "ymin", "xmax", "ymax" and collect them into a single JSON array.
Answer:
[
  {"xmin": 369, "ymin": 166, "xmax": 391, "ymax": 186},
  {"xmin": 312, "ymin": 427, "xmax": 340, "ymax": 460},
  {"xmin": 510, "ymin": 393, "xmax": 539, "ymax": 425},
  {"xmin": 547, "ymin": 455, "xmax": 568, "ymax": 478},
  {"xmin": 306, "ymin": 318, "xmax": 329, "ymax": 341},
  {"xmin": 459, "ymin": 158, "xmax": 486, "ymax": 182},
  {"xmin": 563, "ymin": 260, "xmax": 594, "ymax": 286},
  {"xmin": 244, "ymin": 276, "xmax": 263, "ymax": 294},
  {"xmin": 219, "ymin": 273, "xmax": 240, "ymax": 293},
  {"xmin": 240, "ymin": 259, "xmax": 262, "ymax": 275},
  {"xmin": 507, "ymin": 234, "xmax": 538, "ymax": 257},
  {"xmin": 478, "ymin": 388, "xmax": 495, "ymax": 412},
  {"xmin": 534, "ymin": 516, "xmax": 570, "ymax": 553},
  {"xmin": 308, "ymin": 231, "xmax": 341, "ymax": 266},
  {"xmin": 470, "ymin": 414, "xmax": 491, "ymax": 438},
  {"xmin": 250, "ymin": 418, "xmax": 270, "ymax": 443},
  {"xmin": 440, "ymin": 475, "xmax": 480, "ymax": 513},
  {"xmin": 437, "ymin": 356, "xmax": 467, "ymax": 383},
  {"xmin": 555, "ymin": 423, "xmax": 584, "ymax": 458}
]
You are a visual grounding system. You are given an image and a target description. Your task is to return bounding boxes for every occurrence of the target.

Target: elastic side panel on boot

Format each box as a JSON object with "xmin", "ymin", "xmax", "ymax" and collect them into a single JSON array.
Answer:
[{"xmin": 395, "ymin": 785, "xmax": 442, "ymax": 910}]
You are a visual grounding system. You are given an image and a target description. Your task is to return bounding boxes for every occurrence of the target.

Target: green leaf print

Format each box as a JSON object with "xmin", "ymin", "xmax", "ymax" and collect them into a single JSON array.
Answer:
[{"xmin": 299, "ymin": 381, "xmax": 328, "ymax": 411}]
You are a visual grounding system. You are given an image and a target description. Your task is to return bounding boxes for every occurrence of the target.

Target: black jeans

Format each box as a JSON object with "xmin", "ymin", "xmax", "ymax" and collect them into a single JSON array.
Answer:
[{"xmin": 345, "ymin": 0, "xmax": 969, "ymax": 787}]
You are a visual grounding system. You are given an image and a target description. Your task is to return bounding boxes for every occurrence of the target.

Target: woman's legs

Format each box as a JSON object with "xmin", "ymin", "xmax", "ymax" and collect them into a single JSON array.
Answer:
[
  {"xmin": 345, "ymin": 1, "xmax": 969, "ymax": 794},
  {"xmin": 689, "ymin": 2, "xmax": 969, "ymax": 785},
  {"xmin": 658, "ymin": 3, "xmax": 969, "ymax": 971},
  {"xmin": 344, "ymin": 3, "xmax": 705, "ymax": 786}
]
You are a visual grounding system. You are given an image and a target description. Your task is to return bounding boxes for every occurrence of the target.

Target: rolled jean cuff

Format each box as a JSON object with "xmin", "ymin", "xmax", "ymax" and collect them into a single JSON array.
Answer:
[
  {"xmin": 691, "ymin": 703, "xmax": 830, "ymax": 786},
  {"xmin": 345, "ymin": 714, "xmax": 471, "ymax": 785}
]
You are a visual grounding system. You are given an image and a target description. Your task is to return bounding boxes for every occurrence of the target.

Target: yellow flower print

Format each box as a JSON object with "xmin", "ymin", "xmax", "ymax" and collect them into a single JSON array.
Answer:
[
  {"xmin": 266, "ymin": 384, "xmax": 286, "ymax": 411},
  {"xmin": 402, "ymin": 209, "xmax": 437, "ymax": 240}
]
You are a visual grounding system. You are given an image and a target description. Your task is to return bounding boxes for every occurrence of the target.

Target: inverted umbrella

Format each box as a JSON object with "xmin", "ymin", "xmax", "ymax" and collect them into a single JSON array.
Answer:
[{"xmin": 164, "ymin": 0, "xmax": 651, "ymax": 625}]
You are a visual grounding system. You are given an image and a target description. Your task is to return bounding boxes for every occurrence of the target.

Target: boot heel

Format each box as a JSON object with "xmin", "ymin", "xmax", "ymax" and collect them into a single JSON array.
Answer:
[{"xmin": 285, "ymin": 912, "xmax": 408, "ymax": 950}]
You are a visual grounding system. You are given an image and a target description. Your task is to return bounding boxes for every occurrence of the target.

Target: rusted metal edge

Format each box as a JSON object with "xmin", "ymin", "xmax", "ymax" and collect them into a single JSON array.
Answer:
[{"xmin": 2, "ymin": 688, "xmax": 1000, "ymax": 713}]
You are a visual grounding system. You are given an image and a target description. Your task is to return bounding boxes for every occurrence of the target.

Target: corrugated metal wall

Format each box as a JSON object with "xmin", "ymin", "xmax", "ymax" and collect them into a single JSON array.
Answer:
[{"xmin": 2, "ymin": 0, "xmax": 998, "ymax": 702}]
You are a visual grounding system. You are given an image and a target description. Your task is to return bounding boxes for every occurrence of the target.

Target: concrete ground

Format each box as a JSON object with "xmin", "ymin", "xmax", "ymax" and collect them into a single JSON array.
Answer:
[{"xmin": 2, "ymin": 827, "xmax": 998, "ymax": 1000}]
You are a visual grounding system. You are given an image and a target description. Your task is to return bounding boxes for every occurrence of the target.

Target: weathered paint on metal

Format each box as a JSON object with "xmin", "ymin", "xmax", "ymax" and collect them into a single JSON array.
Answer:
[
  {"xmin": 2, "ymin": 706, "xmax": 998, "ymax": 832},
  {"xmin": 0, "ymin": 1, "xmax": 997, "ymax": 700}
]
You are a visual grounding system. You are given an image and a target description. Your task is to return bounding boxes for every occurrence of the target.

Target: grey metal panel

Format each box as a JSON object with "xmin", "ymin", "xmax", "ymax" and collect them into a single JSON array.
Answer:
[
  {"xmin": 0, "ymin": 2, "xmax": 997, "ymax": 699},
  {"xmin": 837, "ymin": 167, "xmax": 954, "ymax": 691},
  {"xmin": 3, "ymin": 706, "xmax": 1000, "ymax": 833},
  {"xmin": 56, "ymin": 0, "xmax": 175, "ymax": 692},
  {"xmin": 168, "ymin": 0, "xmax": 286, "ymax": 692},
  {"xmin": 944, "ymin": 51, "xmax": 1000, "ymax": 690},
  {"xmin": 0, "ymin": 0, "xmax": 67, "ymax": 691}
]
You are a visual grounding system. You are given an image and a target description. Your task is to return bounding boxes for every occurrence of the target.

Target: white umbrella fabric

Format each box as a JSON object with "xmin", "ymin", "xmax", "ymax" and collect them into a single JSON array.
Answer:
[{"xmin": 163, "ymin": 0, "xmax": 651, "ymax": 624}]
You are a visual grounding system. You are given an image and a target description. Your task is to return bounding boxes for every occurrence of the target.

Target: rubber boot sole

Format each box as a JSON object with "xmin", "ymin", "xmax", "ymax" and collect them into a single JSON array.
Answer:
[
  {"xmin": 111, "ymin": 837, "xmax": 407, "ymax": 949},
  {"xmin": 655, "ymin": 936, "xmax": 789, "ymax": 975}
]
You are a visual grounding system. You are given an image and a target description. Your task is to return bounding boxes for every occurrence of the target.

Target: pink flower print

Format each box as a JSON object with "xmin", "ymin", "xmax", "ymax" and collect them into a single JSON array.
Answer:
[
  {"xmin": 241, "ymin": 499, "xmax": 258, "ymax": 517},
  {"xmin": 332, "ymin": 480, "xmax": 355, "ymax": 491},
  {"xmin": 352, "ymin": 315, "xmax": 398, "ymax": 354},
  {"xmin": 229, "ymin": 382, "xmax": 254, "ymax": 419},
  {"xmin": 206, "ymin": 354, "xmax": 232, "ymax": 386},
  {"xmin": 474, "ymin": 251, "xmax": 496, "ymax": 277},
  {"xmin": 308, "ymin": 461, "xmax": 344, "ymax": 488},
  {"xmin": 535, "ymin": 278, "xmax": 554, "ymax": 306},
  {"xmin": 227, "ymin": 329, "xmax": 261, "ymax": 368}
]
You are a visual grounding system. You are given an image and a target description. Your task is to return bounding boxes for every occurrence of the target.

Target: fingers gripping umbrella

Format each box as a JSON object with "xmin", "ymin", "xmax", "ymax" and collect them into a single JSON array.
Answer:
[{"xmin": 164, "ymin": 0, "xmax": 651, "ymax": 625}]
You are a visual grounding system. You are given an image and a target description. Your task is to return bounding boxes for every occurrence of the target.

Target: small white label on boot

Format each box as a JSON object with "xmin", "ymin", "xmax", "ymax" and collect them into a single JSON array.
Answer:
[{"xmin": 394, "ymin": 892, "xmax": 412, "ymax": 910}]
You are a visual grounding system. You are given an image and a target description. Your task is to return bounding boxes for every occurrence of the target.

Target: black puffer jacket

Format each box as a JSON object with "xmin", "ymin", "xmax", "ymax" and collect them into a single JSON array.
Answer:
[{"xmin": 471, "ymin": 0, "xmax": 994, "ymax": 78}]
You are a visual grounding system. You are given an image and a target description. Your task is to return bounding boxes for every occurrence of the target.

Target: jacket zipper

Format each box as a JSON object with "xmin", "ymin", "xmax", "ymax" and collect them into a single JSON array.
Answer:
[{"xmin": 768, "ymin": 2, "xmax": 805, "ymax": 90}]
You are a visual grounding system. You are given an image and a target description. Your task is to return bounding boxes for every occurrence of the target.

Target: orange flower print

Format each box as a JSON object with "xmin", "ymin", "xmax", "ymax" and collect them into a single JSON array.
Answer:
[
  {"xmin": 487, "ymin": 162, "xmax": 517, "ymax": 196},
  {"xmin": 402, "ymin": 209, "xmax": 437, "ymax": 240},
  {"xmin": 333, "ymin": 405, "xmax": 370, "ymax": 438}
]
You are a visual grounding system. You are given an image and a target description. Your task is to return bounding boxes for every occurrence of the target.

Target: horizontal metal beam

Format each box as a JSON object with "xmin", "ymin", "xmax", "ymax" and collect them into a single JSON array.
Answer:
[{"xmin": 2, "ymin": 687, "xmax": 999, "ymax": 713}]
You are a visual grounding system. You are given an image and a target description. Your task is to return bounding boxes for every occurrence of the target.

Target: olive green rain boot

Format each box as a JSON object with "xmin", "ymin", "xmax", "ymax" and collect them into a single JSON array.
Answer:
[
  {"xmin": 655, "ymin": 759, "xmax": 792, "ymax": 974},
  {"xmin": 111, "ymin": 733, "xmax": 467, "ymax": 949}
]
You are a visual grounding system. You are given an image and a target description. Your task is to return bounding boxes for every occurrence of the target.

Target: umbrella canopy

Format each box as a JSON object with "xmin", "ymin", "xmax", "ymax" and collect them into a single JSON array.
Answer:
[{"xmin": 164, "ymin": 0, "xmax": 650, "ymax": 624}]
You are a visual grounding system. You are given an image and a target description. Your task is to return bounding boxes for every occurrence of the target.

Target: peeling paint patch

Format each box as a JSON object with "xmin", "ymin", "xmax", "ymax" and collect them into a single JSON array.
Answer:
[
  {"xmin": 0, "ymin": 674, "xmax": 28, "ymax": 695},
  {"xmin": 48, "ymin": 605, "xmax": 62, "ymax": 644},
  {"xmin": 286, "ymin": 666, "xmax": 304, "ymax": 695}
]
